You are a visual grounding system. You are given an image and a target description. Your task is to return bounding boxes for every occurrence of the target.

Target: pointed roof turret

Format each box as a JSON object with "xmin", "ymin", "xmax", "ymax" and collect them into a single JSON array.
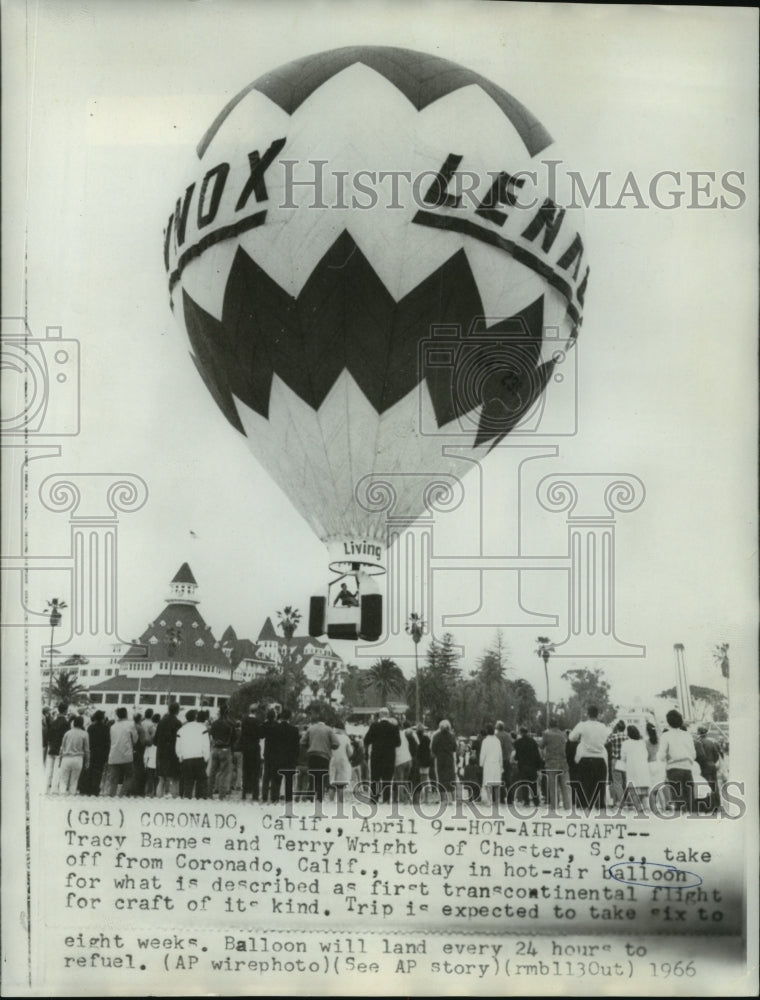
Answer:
[
  {"xmin": 167, "ymin": 562, "xmax": 199, "ymax": 605},
  {"xmin": 172, "ymin": 562, "xmax": 197, "ymax": 585},
  {"xmin": 257, "ymin": 617, "xmax": 278, "ymax": 641}
]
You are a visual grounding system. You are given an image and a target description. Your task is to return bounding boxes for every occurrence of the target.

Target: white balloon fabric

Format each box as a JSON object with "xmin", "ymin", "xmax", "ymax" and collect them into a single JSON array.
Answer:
[{"xmin": 165, "ymin": 46, "xmax": 589, "ymax": 561}]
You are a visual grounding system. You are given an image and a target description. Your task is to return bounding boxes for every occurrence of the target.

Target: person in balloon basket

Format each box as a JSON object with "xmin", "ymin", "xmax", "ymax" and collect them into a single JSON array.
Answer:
[
  {"xmin": 333, "ymin": 582, "xmax": 359, "ymax": 608},
  {"xmin": 364, "ymin": 708, "xmax": 401, "ymax": 803}
]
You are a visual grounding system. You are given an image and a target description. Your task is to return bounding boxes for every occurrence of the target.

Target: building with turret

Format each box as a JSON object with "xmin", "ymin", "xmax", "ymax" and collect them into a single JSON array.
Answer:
[
  {"xmin": 86, "ymin": 564, "xmax": 239, "ymax": 712},
  {"xmin": 221, "ymin": 617, "xmax": 345, "ymax": 705}
]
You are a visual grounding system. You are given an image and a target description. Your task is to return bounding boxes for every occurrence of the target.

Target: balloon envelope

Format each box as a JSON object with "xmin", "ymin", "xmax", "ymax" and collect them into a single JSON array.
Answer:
[{"xmin": 165, "ymin": 47, "xmax": 588, "ymax": 563}]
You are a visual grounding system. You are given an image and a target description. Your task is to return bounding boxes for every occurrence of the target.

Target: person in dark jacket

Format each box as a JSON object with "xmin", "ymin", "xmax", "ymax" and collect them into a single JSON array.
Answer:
[
  {"xmin": 695, "ymin": 725, "xmax": 723, "ymax": 814},
  {"xmin": 272, "ymin": 709, "xmax": 301, "ymax": 804},
  {"xmin": 495, "ymin": 722, "xmax": 514, "ymax": 803},
  {"xmin": 208, "ymin": 704, "xmax": 235, "ymax": 800},
  {"xmin": 82, "ymin": 711, "xmax": 110, "ymax": 795},
  {"xmin": 238, "ymin": 704, "xmax": 262, "ymax": 801},
  {"xmin": 155, "ymin": 702, "xmax": 182, "ymax": 797},
  {"xmin": 364, "ymin": 708, "xmax": 401, "ymax": 803},
  {"xmin": 431, "ymin": 720, "xmax": 457, "ymax": 802},
  {"xmin": 411, "ymin": 724, "xmax": 431, "ymax": 800},
  {"xmin": 513, "ymin": 727, "xmax": 543, "ymax": 806},
  {"xmin": 261, "ymin": 708, "xmax": 280, "ymax": 802}
]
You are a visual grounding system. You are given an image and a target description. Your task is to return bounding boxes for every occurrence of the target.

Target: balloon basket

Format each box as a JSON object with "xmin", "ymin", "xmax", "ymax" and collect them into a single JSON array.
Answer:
[{"xmin": 309, "ymin": 592, "xmax": 383, "ymax": 643}]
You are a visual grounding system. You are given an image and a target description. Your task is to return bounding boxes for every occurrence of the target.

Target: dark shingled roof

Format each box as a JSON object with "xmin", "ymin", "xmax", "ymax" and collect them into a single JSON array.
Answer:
[
  {"xmin": 87, "ymin": 675, "xmax": 239, "ymax": 696},
  {"xmin": 220, "ymin": 626, "xmax": 258, "ymax": 667},
  {"xmin": 257, "ymin": 617, "xmax": 278, "ymax": 641},
  {"xmin": 172, "ymin": 562, "xmax": 197, "ymax": 585},
  {"xmin": 120, "ymin": 602, "xmax": 229, "ymax": 669}
]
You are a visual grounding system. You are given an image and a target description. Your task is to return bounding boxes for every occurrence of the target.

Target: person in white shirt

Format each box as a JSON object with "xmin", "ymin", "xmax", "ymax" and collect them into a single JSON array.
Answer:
[
  {"xmin": 568, "ymin": 705, "xmax": 610, "ymax": 809},
  {"xmin": 479, "ymin": 724, "xmax": 503, "ymax": 804},
  {"xmin": 58, "ymin": 716, "xmax": 90, "ymax": 794},
  {"xmin": 657, "ymin": 709, "xmax": 696, "ymax": 814},
  {"xmin": 176, "ymin": 710, "xmax": 210, "ymax": 799}
]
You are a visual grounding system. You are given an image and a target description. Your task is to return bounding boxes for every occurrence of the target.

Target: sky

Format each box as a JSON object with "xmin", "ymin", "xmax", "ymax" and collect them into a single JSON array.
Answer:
[{"xmin": 2, "ymin": 0, "xmax": 757, "ymax": 717}]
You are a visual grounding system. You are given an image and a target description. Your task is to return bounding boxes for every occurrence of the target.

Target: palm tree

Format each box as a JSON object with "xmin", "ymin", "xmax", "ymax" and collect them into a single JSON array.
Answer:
[
  {"xmin": 320, "ymin": 661, "xmax": 342, "ymax": 703},
  {"xmin": 535, "ymin": 636, "xmax": 555, "ymax": 728},
  {"xmin": 279, "ymin": 645, "xmax": 307, "ymax": 711},
  {"xmin": 44, "ymin": 598, "xmax": 67, "ymax": 705},
  {"xmin": 363, "ymin": 658, "xmax": 406, "ymax": 706},
  {"xmin": 405, "ymin": 612, "xmax": 426, "ymax": 722},
  {"xmin": 50, "ymin": 669, "xmax": 89, "ymax": 705},
  {"xmin": 276, "ymin": 606, "xmax": 302, "ymax": 640},
  {"xmin": 60, "ymin": 654, "xmax": 89, "ymax": 668},
  {"xmin": 713, "ymin": 642, "xmax": 729, "ymax": 696}
]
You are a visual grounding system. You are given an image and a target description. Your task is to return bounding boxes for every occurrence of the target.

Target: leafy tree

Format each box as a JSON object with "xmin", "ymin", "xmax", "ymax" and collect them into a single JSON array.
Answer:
[
  {"xmin": 50, "ymin": 669, "xmax": 90, "ymax": 705},
  {"xmin": 419, "ymin": 633, "xmax": 461, "ymax": 725},
  {"xmin": 657, "ymin": 684, "xmax": 727, "ymax": 723},
  {"xmin": 340, "ymin": 663, "xmax": 363, "ymax": 706},
  {"xmin": 303, "ymin": 698, "xmax": 344, "ymax": 727},
  {"xmin": 458, "ymin": 632, "xmax": 514, "ymax": 733},
  {"xmin": 556, "ymin": 667, "xmax": 617, "ymax": 726},
  {"xmin": 507, "ymin": 677, "xmax": 540, "ymax": 730},
  {"xmin": 227, "ymin": 672, "xmax": 287, "ymax": 719},
  {"xmin": 363, "ymin": 658, "xmax": 406, "ymax": 705},
  {"xmin": 488, "ymin": 630, "xmax": 511, "ymax": 676}
]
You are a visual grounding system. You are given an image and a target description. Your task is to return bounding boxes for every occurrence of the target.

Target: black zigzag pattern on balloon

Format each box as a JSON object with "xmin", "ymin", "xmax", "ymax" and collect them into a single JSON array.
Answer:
[
  {"xmin": 181, "ymin": 232, "xmax": 554, "ymax": 448},
  {"xmin": 198, "ymin": 46, "xmax": 552, "ymax": 159}
]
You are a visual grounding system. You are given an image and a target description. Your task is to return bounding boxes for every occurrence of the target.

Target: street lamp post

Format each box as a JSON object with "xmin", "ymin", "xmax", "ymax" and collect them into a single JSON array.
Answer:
[
  {"xmin": 166, "ymin": 626, "xmax": 182, "ymax": 708},
  {"xmin": 45, "ymin": 599, "xmax": 67, "ymax": 706},
  {"xmin": 405, "ymin": 613, "xmax": 426, "ymax": 724}
]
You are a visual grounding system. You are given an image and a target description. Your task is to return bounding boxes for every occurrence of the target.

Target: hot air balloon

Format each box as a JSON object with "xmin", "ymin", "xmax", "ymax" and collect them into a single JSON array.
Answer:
[{"xmin": 164, "ymin": 46, "xmax": 589, "ymax": 641}]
